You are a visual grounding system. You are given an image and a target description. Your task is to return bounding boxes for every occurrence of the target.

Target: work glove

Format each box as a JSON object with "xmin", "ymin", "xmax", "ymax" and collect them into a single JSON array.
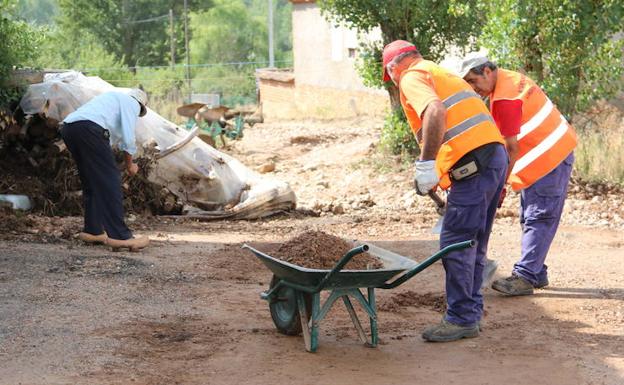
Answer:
[
  {"xmin": 497, "ymin": 186, "xmax": 507, "ymax": 208},
  {"xmin": 414, "ymin": 160, "xmax": 439, "ymax": 196}
]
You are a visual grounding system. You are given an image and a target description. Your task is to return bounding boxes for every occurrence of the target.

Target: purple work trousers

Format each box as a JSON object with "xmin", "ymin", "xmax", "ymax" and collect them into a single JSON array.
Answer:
[
  {"xmin": 440, "ymin": 144, "xmax": 508, "ymax": 326},
  {"xmin": 513, "ymin": 153, "xmax": 574, "ymax": 286}
]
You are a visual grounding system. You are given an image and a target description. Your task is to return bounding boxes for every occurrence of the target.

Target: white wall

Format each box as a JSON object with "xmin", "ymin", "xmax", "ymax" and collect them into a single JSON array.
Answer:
[{"xmin": 291, "ymin": 2, "xmax": 384, "ymax": 95}]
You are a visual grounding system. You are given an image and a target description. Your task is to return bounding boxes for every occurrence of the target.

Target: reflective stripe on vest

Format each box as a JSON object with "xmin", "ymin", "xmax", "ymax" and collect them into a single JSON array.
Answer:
[
  {"xmin": 512, "ymin": 116, "xmax": 568, "ymax": 174},
  {"xmin": 444, "ymin": 113, "xmax": 494, "ymax": 143},
  {"xmin": 518, "ymin": 98, "xmax": 553, "ymax": 140},
  {"xmin": 442, "ymin": 89, "xmax": 481, "ymax": 109}
]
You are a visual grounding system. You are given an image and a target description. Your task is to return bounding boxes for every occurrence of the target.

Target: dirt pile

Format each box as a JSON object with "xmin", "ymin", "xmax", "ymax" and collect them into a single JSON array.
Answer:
[
  {"xmin": 271, "ymin": 230, "xmax": 384, "ymax": 270},
  {"xmin": 378, "ymin": 290, "xmax": 446, "ymax": 313}
]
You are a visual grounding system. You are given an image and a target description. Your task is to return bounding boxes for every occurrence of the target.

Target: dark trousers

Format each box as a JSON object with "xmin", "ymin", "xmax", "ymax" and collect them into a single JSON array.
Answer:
[
  {"xmin": 440, "ymin": 144, "xmax": 508, "ymax": 326},
  {"xmin": 514, "ymin": 152, "xmax": 574, "ymax": 285},
  {"xmin": 61, "ymin": 120, "xmax": 132, "ymax": 240}
]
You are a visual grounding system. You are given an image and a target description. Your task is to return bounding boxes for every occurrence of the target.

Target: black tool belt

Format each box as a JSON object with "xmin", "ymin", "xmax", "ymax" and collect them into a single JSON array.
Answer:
[{"xmin": 450, "ymin": 142, "xmax": 499, "ymax": 181}]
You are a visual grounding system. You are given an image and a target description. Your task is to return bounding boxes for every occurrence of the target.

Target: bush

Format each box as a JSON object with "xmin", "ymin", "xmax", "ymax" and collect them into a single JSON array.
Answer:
[
  {"xmin": 379, "ymin": 109, "xmax": 419, "ymax": 158},
  {"xmin": 0, "ymin": 0, "xmax": 43, "ymax": 103}
]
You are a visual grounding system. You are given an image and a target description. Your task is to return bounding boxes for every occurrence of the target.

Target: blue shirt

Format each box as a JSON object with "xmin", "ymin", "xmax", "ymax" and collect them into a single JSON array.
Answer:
[{"xmin": 64, "ymin": 91, "xmax": 141, "ymax": 155}]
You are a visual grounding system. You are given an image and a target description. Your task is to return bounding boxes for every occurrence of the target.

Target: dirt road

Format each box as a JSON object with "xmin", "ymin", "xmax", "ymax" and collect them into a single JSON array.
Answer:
[{"xmin": 1, "ymin": 118, "xmax": 623, "ymax": 384}]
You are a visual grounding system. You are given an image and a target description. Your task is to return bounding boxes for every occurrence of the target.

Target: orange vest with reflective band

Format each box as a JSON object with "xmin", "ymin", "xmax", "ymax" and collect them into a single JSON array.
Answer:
[
  {"xmin": 490, "ymin": 69, "xmax": 577, "ymax": 191},
  {"xmin": 400, "ymin": 60, "xmax": 504, "ymax": 189}
]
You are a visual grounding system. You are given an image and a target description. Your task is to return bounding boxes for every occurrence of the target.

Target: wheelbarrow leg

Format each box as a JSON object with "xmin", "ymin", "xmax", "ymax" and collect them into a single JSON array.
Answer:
[
  {"xmin": 297, "ymin": 291, "xmax": 320, "ymax": 352},
  {"xmin": 342, "ymin": 296, "xmax": 368, "ymax": 344},
  {"xmin": 343, "ymin": 289, "xmax": 378, "ymax": 348},
  {"xmin": 368, "ymin": 288, "xmax": 378, "ymax": 347},
  {"xmin": 296, "ymin": 291, "xmax": 312, "ymax": 352}
]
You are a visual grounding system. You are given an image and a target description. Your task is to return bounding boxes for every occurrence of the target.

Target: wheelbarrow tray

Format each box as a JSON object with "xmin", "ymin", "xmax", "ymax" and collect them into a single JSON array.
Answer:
[{"xmin": 244, "ymin": 243, "xmax": 417, "ymax": 290}]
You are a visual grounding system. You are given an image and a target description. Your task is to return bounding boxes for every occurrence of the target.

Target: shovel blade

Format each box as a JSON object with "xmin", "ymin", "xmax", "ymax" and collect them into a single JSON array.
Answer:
[{"xmin": 431, "ymin": 215, "xmax": 444, "ymax": 234}]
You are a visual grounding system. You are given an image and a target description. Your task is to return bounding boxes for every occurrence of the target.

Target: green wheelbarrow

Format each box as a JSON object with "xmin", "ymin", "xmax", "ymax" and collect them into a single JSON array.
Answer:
[{"xmin": 242, "ymin": 240, "xmax": 474, "ymax": 352}]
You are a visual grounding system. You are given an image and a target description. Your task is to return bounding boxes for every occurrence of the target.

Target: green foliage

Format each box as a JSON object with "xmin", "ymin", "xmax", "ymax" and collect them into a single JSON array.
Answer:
[
  {"xmin": 379, "ymin": 108, "xmax": 419, "ymax": 157},
  {"xmin": 16, "ymin": 0, "xmax": 57, "ymax": 25},
  {"xmin": 56, "ymin": 0, "xmax": 213, "ymax": 68},
  {"xmin": 319, "ymin": 0, "xmax": 483, "ymax": 158},
  {"xmin": 188, "ymin": 0, "xmax": 293, "ymax": 104},
  {"xmin": 244, "ymin": 0, "xmax": 293, "ymax": 63},
  {"xmin": 190, "ymin": 0, "xmax": 267, "ymax": 65},
  {"xmin": 0, "ymin": 0, "xmax": 44, "ymax": 102},
  {"xmin": 319, "ymin": 0, "xmax": 484, "ymax": 90},
  {"xmin": 34, "ymin": 28, "xmax": 132, "ymax": 83},
  {"xmin": 480, "ymin": 0, "xmax": 624, "ymax": 118}
]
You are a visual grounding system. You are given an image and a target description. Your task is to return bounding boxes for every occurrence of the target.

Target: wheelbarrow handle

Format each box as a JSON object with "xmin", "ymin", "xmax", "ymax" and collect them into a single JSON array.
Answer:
[
  {"xmin": 379, "ymin": 240, "xmax": 475, "ymax": 289},
  {"xmin": 314, "ymin": 245, "xmax": 370, "ymax": 292}
]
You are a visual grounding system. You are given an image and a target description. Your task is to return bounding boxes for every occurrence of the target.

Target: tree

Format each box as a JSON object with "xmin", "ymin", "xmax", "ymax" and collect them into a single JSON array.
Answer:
[
  {"xmin": 480, "ymin": 0, "xmax": 624, "ymax": 119},
  {"xmin": 190, "ymin": 0, "xmax": 268, "ymax": 65},
  {"xmin": 318, "ymin": 0, "xmax": 484, "ymax": 110},
  {"xmin": 16, "ymin": 0, "xmax": 57, "ymax": 25},
  {"xmin": 56, "ymin": 0, "xmax": 213, "ymax": 68},
  {"xmin": 0, "ymin": 0, "xmax": 43, "ymax": 101}
]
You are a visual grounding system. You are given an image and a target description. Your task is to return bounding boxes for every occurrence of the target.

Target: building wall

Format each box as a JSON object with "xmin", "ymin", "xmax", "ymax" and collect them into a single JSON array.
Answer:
[
  {"xmin": 258, "ymin": 79, "xmax": 297, "ymax": 120},
  {"xmin": 258, "ymin": 1, "xmax": 389, "ymax": 120},
  {"xmin": 279, "ymin": 1, "xmax": 388, "ymax": 119}
]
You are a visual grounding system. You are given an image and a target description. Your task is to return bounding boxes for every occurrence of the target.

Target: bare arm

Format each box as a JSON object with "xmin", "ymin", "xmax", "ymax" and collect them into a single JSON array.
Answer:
[
  {"xmin": 504, "ymin": 135, "xmax": 519, "ymax": 181},
  {"xmin": 419, "ymin": 100, "xmax": 447, "ymax": 161}
]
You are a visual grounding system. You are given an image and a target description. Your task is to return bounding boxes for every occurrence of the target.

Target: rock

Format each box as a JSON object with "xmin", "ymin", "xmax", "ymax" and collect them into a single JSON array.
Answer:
[
  {"xmin": 256, "ymin": 162, "xmax": 276, "ymax": 173},
  {"xmin": 332, "ymin": 203, "xmax": 345, "ymax": 214}
]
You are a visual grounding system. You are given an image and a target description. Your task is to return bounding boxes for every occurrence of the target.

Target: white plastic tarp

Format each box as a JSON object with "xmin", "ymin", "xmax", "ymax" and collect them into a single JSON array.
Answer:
[{"xmin": 19, "ymin": 71, "xmax": 296, "ymax": 219}]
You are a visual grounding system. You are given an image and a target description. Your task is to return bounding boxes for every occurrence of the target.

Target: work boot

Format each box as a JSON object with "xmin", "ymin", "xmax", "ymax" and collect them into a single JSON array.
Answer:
[
  {"xmin": 491, "ymin": 274, "xmax": 534, "ymax": 296},
  {"xmin": 480, "ymin": 258, "xmax": 498, "ymax": 291},
  {"xmin": 78, "ymin": 232, "xmax": 107, "ymax": 244},
  {"xmin": 107, "ymin": 236, "xmax": 149, "ymax": 252},
  {"xmin": 422, "ymin": 319, "xmax": 479, "ymax": 342},
  {"xmin": 534, "ymin": 276, "xmax": 549, "ymax": 289}
]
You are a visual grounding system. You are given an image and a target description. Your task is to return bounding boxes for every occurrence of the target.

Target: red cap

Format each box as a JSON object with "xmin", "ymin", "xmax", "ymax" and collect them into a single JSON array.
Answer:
[{"xmin": 382, "ymin": 40, "xmax": 417, "ymax": 82}]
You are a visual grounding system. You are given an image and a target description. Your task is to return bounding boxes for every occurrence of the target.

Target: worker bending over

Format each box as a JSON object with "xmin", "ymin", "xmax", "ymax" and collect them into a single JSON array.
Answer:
[{"xmin": 459, "ymin": 53, "xmax": 576, "ymax": 295}]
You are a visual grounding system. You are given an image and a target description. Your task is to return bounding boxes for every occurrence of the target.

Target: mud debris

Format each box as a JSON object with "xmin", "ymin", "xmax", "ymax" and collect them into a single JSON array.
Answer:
[
  {"xmin": 271, "ymin": 230, "xmax": 383, "ymax": 270},
  {"xmin": 378, "ymin": 290, "xmax": 446, "ymax": 313}
]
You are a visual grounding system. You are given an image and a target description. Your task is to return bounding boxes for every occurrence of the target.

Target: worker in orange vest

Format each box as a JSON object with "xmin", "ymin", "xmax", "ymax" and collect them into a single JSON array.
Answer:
[
  {"xmin": 459, "ymin": 53, "xmax": 577, "ymax": 296},
  {"xmin": 383, "ymin": 40, "xmax": 507, "ymax": 342}
]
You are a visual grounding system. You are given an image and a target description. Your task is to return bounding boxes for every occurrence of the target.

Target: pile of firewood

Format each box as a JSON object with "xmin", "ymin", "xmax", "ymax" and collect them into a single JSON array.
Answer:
[{"xmin": 0, "ymin": 105, "xmax": 182, "ymax": 216}]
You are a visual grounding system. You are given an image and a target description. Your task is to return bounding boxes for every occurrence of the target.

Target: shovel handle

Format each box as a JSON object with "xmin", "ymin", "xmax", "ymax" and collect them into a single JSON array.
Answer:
[{"xmin": 428, "ymin": 191, "xmax": 445, "ymax": 209}]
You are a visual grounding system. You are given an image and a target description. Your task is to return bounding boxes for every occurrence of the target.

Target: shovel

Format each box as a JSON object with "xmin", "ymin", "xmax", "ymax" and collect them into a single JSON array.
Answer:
[{"xmin": 428, "ymin": 191, "xmax": 446, "ymax": 234}]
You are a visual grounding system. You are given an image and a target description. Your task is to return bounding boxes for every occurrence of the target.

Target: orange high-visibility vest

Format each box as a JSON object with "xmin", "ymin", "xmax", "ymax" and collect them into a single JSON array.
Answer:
[
  {"xmin": 491, "ymin": 69, "xmax": 577, "ymax": 191},
  {"xmin": 400, "ymin": 60, "xmax": 504, "ymax": 189}
]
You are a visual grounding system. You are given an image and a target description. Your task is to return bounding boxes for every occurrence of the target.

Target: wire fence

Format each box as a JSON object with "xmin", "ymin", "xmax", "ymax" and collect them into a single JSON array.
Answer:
[
  {"xmin": 78, "ymin": 60, "xmax": 292, "ymax": 122},
  {"xmin": 82, "ymin": 60, "xmax": 294, "ymax": 110}
]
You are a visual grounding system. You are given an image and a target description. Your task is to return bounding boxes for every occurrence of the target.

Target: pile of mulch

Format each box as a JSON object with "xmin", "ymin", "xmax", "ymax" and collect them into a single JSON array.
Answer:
[
  {"xmin": 271, "ymin": 230, "xmax": 384, "ymax": 270},
  {"xmin": 0, "ymin": 205, "xmax": 34, "ymax": 234},
  {"xmin": 378, "ymin": 291, "xmax": 446, "ymax": 313}
]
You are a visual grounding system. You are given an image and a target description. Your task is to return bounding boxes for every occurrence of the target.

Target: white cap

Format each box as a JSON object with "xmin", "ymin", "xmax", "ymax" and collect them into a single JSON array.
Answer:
[
  {"xmin": 128, "ymin": 88, "xmax": 148, "ymax": 117},
  {"xmin": 458, "ymin": 52, "xmax": 490, "ymax": 79}
]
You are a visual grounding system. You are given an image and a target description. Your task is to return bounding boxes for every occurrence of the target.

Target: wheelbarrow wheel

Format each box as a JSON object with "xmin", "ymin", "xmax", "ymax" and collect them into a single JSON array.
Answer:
[{"xmin": 269, "ymin": 275, "xmax": 312, "ymax": 336}]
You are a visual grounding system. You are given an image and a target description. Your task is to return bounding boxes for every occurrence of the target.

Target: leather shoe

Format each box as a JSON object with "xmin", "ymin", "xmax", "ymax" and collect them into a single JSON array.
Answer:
[
  {"xmin": 78, "ymin": 232, "xmax": 107, "ymax": 244},
  {"xmin": 107, "ymin": 236, "xmax": 149, "ymax": 252}
]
